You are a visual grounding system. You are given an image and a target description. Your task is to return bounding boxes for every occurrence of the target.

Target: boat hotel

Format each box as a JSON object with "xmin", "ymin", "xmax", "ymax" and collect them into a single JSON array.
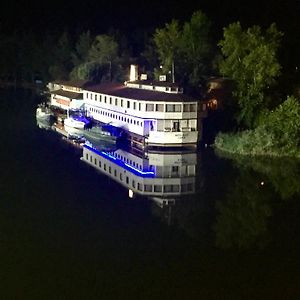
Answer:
[{"xmin": 48, "ymin": 65, "xmax": 207, "ymax": 148}]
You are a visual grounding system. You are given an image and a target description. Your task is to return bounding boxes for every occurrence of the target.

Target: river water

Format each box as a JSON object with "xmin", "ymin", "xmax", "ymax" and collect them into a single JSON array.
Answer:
[{"xmin": 1, "ymin": 88, "xmax": 299, "ymax": 299}]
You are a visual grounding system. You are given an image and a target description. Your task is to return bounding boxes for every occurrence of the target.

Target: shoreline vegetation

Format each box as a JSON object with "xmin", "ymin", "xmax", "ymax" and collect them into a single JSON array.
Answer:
[{"xmin": 214, "ymin": 96, "xmax": 300, "ymax": 158}]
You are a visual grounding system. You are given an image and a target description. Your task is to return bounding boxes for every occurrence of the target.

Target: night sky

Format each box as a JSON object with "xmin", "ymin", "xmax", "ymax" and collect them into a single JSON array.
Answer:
[
  {"xmin": 1, "ymin": 0, "xmax": 299, "ymax": 35},
  {"xmin": 0, "ymin": 0, "xmax": 299, "ymax": 67}
]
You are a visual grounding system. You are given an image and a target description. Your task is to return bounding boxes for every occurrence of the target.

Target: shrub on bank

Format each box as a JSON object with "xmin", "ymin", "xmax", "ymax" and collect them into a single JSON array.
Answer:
[{"xmin": 214, "ymin": 96, "xmax": 300, "ymax": 158}]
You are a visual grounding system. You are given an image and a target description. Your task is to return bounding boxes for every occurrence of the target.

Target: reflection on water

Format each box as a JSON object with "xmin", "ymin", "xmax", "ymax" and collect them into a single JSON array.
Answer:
[
  {"xmin": 36, "ymin": 108, "xmax": 300, "ymax": 251},
  {"xmin": 2, "ymin": 90, "xmax": 299, "ymax": 298},
  {"xmin": 214, "ymin": 151, "xmax": 300, "ymax": 250},
  {"xmin": 81, "ymin": 144, "xmax": 197, "ymax": 207}
]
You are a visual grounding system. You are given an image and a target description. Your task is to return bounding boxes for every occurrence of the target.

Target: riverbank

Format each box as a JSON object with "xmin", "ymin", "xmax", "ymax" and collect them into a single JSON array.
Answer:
[
  {"xmin": 214, "ymin": 96, "xmax": 300, "ymax": 158},
  {"xmin": 214, "ymin": 130, "xmax": 300, "ymax": 158}
]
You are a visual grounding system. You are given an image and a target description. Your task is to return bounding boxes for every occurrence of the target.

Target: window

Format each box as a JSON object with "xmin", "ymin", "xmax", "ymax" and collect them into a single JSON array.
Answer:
[
  {"xmin": 137, "ymin": 183, "xmax": 143, "ymax": 191},
  {"xmin": 190, "ymin": 104, "xmax": 196, "ymax": 112},
  {"xmin": 85, "ymin": 153, "xmax": 88, "ymax": 160},
  {"xmin": 132, "ymin": 180, "xmax": 135, "ymax": 188},
  {"xmin": 109, "ymin": 166, "xmax": 111, "ymax": 173},
  {"xmin": 109, "ymin": 97, "xmax": 112, "ymax": 105},
  {"xmin": 121, "ymin": 99, "xmax": 123, "ymax": 107},
  {"xmin": 175, "ymin": 104, "xmax": 181, "ymax": 112},
  {"xmin": 99, "ymin": 161, "xmax": 101, "ymax": 168},
  {"xmin": 166, "ymin": 104, "xmax": 181, "ymax": 112},
  {"xmin": 166, "ymin": 104, "xmax": 174, "ymax": 112},
  {"xmin": 104, "ymin": 96, "xmax": 107, "ymax": 103},
  {"xmin": 104, "ymin": 164, "xmax": 106, "ymax": 171},
  {"xmin": 100, "ymin": 95, "xmax": 102, "ymax": 102},
  {"xmin": 154, "ymin": 185, "xmax": 162, "ymax": 192},
  {"xmin": 138, "ymin": 103, "xmax": 141, "ymax": 110},
  {"xmin": 94, "ymin": 158, "xmax": 97, "ymax": 165},
  {"xmin": 144, "ymin": 185, "xmax": 152, "ymax": 192},
  {"xmin": 126, "ymin": 176, "xmax": 129, "ymax": 184},
  {"xmin": 114, "ymin": 170, "xmax": 117, "ymax": 177},
  {"xmin": 133, "ymin": 102, "xmax": 136, "ymax": 110},
  {"xmin": 183, "ymin": 104, "xmax": 189, "ymax": 112},
  {"xmin": 156, "ymin": 104, "xmax": 164, "ymax": 112},
  {"xmin": 115, "ymin": 98, "xmax": 118, "ymax": 106},
  {"xmin": 127, "ymin": 101, "xmax": 130, "ymax": 109},
  {"xmin": 120, "ymin": 173, "xmax": 123, "ymax": 181},
  {"xmin": 95, "ymin": 94, "xmax": 98, "ymax": 101},
  {"xmin": 146, "ymin": 104, "xmax": 154, "ymax": 111}
]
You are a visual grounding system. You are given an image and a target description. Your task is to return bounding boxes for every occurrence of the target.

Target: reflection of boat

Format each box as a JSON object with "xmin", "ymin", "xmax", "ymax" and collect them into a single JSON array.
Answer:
[
  {"xmin": 36, "ymin": 118, "xmax": 52, "ymax": 130},
  {"xmin": 81, "ymin": 145, "xmax": 197, "ymax": 206}
]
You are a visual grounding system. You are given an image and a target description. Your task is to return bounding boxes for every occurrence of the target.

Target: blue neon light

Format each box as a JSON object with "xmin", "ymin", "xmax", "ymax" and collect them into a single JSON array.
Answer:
[{"xmin": 84, "ymin": 145, "xmax": 155, "ymax": 178}]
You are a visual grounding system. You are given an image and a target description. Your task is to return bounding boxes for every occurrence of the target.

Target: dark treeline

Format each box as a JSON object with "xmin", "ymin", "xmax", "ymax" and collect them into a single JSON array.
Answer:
[{"xmin": 0, "ymin": 8, "xmax": 299, "ymax": 98}]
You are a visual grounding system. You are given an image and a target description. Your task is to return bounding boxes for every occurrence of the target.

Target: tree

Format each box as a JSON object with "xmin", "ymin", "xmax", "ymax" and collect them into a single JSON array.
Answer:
[
  {"xmin": 219, "ymin": 22, "xmax": 283, "ymax": 128},
  {"xmin": 153, "ymin": 19, "xmax": 181, "ymax": 82},
  {"xmin": 71, "ymin": 31, "xmax": 93, "ymax": 67},
  {"xmin": 180, "ymin": 10, "xmax": 213, "ymax": 89},
  {"xmin": 49, "ymin": 31, "xmax": 73, "ymax": 80},
  {"xmin": 88, "ymin": 34, "xmax": 119, "ymax": 82}
]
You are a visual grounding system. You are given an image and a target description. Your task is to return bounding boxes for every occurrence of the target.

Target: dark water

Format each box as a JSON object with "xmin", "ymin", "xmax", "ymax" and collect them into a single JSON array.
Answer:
[{"xmin": 0, "ymin": 89, "xmax": 300, "ymax": 299}]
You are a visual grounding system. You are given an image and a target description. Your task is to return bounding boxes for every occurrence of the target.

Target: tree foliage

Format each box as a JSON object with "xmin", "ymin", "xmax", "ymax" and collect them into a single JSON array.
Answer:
[
  {"xmin": 219, "ymin": 22, "xmax": 283, "ymax": 127},
  {"xmin": 215, "ymin": 96, "xmax": 300, "ymax": 157},
  {"xmin": 152, "ymin": 11, "xmax": 214, "ymax": 92}
]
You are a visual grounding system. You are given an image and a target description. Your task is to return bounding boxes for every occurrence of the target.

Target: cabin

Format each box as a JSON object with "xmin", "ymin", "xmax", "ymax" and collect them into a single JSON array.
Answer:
[{"xmin": 49, "ymin": 80, "xmax": 92, "ymax": 111}]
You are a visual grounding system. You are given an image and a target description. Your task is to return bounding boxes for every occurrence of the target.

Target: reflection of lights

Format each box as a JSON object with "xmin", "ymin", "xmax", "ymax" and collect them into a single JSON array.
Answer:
[
  {"xmin": 260, "ymin": 181, "xmax": 264, "ymax": 186},
  {"xmin": 84, "ymin": 145, "xmax": 155, "ymax": 177},
  {"xmin": 129, "ymin": 189, "xmax": 134, "ymax": 198}
]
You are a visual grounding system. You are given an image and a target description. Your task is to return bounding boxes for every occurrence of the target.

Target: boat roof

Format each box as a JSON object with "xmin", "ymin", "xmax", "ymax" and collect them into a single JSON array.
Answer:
[
  {"xmin": 50, "ymin": 89, "xmax": 83, "ymax": 99},
  {"xmin": 85, "ymin": 83, "xmax": 197, "ymax": 102}
]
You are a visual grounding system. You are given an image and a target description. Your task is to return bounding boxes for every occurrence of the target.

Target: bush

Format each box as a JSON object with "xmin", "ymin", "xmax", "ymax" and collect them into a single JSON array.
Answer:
[{"xmin": 214, "ymin": 96, "xmax": 300, "ymax": 157}]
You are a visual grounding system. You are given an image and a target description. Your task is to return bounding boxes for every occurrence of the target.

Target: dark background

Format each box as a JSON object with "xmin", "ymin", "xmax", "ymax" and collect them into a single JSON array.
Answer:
[{"xmin": 1, "ymin": 0, "xmax": 299, "ymax": 35}]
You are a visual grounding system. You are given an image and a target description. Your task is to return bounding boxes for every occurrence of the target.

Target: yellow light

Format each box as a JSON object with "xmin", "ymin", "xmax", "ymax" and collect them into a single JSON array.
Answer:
[{"xmin": 260, "ymin": 181, "xmax": 264, "ymax": 186}]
